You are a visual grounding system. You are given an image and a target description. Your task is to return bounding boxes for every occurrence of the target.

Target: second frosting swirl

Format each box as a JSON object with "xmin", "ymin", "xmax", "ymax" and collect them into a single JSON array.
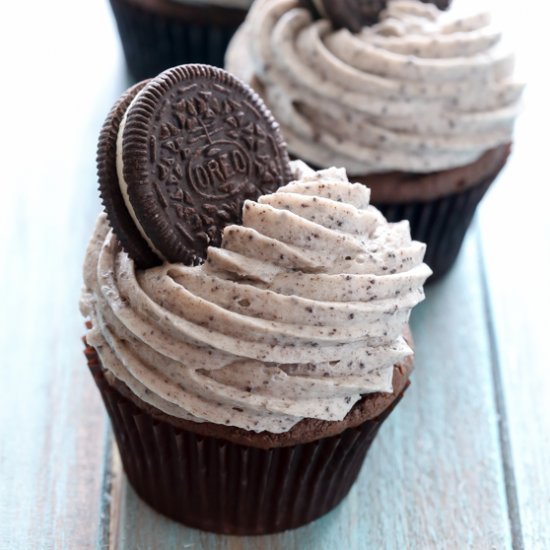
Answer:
[
  {"xmin": 226, "ymin": 0, "xmax": 523, "ymax": 174},
  {"xmin": 81, "ymin": 162, "xmax": 431, "ymax": 433}
]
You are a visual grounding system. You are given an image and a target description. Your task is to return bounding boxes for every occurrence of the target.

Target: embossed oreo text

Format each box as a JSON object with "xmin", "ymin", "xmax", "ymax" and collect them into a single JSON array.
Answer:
[{"xmin": 189, "ymin": 143, "xmax": 250, "ymax": 198}]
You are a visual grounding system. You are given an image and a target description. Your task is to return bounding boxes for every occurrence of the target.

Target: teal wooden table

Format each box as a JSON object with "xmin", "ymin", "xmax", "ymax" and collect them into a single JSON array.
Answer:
[{"xmin": 1, "ymin": 1, "xmax": 548, "ymax": 548}]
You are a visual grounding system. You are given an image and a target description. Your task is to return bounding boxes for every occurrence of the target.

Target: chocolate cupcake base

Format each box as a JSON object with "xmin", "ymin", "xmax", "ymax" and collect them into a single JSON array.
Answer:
[
  {"xmin": 360, "ymin": 144, "xmax": 511, "ymax": 281},
  {"xmin": 85, "ymin": 345, "xmax": 408, "ymax": 534},
  {"xmin": 109, "ymin": 0, "xmax": 248, "ymax": 81}
]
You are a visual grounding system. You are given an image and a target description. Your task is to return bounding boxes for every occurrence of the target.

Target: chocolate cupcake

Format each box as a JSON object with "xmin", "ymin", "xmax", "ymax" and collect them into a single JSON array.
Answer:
[
  {"xmin": 80, "ymin": 64, "xmax": 431, "ymax": 533},
  {"xmin": 226, "ymin": 0, "xmax": 524, "ymax": 279},
  {"xmin": 109, "ymin": 0, "xmax": 252, "ymax": 81}
]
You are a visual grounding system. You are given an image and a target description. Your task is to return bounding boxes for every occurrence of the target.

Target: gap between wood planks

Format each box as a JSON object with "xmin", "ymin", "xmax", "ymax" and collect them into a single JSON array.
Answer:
[
  {"xmin": 98, "ymin": 430, "xmax": 123, "ymax": 550},
  {"xmin": 475, "ymin": 220, "xmax": 524, "ymax": 550}
]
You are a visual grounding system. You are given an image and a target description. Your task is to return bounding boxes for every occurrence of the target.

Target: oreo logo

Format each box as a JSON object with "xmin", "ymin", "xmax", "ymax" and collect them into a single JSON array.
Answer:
[{"xmin": 188, "ymin": 142, "xmax": 250, "ymax": 198}]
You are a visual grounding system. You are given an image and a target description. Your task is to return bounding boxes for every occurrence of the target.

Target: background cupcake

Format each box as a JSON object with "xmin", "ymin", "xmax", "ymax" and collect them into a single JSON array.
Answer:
[
  {"xmin": 109, "ymin": 0, "xmax": 252, "ymax": 81},
  {"xmin": 81, "ymin": 64, "xmax": 431, "ymax": 534},
  {"xmin": 226, "ymin": 0, "xmax": 524, "ymax": 279}
]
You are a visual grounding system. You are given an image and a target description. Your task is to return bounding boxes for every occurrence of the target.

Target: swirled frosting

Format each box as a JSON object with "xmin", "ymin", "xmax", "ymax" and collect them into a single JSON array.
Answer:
[
  {"xmin": 81, "ymin": 162, "xmax": 431, "ymax": 433},
  {"xmin": 225, "ymin": 0, "xmax": 524, "ymax": 174}
]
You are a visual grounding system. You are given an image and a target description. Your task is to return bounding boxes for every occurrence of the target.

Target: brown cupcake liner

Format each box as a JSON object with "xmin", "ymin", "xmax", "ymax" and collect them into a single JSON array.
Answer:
[
  {"xmin": 372, "ymin": 172, "xmax": 495, "ymax": 281},
  {"xmin": 86, "ymin": 346, "xmax": 406, "ymax": 534},
  {"xmin": 109, "ymin": 0, "xmax": 247, "ymax": 82}
]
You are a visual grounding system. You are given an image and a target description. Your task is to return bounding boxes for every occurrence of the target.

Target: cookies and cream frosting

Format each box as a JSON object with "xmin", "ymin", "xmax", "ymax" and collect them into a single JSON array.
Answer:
[
  {"xmin": 81, "ymin": 162, "xmax": 431, "ymax": 433},
  {"xmin": 225, "ymin": 0, "xmax": 524, "ymax": 174}
]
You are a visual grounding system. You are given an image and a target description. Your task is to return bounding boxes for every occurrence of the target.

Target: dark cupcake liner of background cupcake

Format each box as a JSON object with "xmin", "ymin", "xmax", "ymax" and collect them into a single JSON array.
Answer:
[
  {"xmin": 85, "ymin": 346, "xmax": 405, "ymax": 534},
  {"xmin": 109, "ymin": 0, "xmax": 248, "ymax": 81}
]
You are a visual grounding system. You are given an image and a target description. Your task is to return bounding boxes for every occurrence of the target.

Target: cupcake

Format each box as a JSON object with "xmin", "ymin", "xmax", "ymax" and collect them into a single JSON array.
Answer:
[
  {"xmin": 81, "ymin": 64, "xmax": 431, "ymax": 534},
  {"xmin": 109, "ymin": 0, "xmax": 252, "ymax": 81},
  {"xmin": 225, "ymin": 0, "xmax": 524, "ymax": 279}
]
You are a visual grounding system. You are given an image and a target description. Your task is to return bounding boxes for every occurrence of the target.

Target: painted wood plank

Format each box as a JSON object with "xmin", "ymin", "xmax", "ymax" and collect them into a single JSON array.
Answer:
[
  {"xmin": 477, "ymin": 2, "xmax": 550, "ymax": 546},
  {"xmin": 0, "ymin": 1, "xmax": 129, "ymax": 548},
  {"xmin": 0, "ymin": 108, "xmax": 108, "ymax": 548},
  {"xmin": 112, "ymin": 231, "xmax": 512, "ymax": 549}
]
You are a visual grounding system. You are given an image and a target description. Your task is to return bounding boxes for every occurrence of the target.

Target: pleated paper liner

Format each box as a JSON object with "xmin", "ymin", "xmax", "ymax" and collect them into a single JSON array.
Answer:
[
  {"xmin": 85, "ymin": 345, "xmax": 407, "ymax": 534},
  {"xmin": 109, "ymin": 0, "xmax": 248, "ymax": 81}
]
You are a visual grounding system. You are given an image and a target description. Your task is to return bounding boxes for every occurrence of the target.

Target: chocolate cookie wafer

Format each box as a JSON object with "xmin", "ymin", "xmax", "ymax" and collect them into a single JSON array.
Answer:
[
  {"xmin": 325, "ymin": 0, "xmax": 388, "ymax": 31},
  {"xmin": 420, "ymin": 0, "xmax": 451, "ymax": 9},
  {"xmin": 298, "ymin": 0, "xmax": 387, "ymax": 31},
  {"xmin": 97, "ymin": 80, "xmax": 158, "ymax": 268},
  {"xmin": 301, "ymin": 0, "xmax": 450, "ymax": 32},
  {"xmin": 98, "ymin": 64, "xmax": 292, "ymax": 267}
]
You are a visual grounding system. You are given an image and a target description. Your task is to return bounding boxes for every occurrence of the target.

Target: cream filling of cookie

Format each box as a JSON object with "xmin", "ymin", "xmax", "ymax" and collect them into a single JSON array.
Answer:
[
  {"xmin": 116, "ymin": 89, "xmax": 168, "ymax": 262},
  {"xmin": 225, "ymin": 0, "xmax": 524, "ymax": 174},
  {"xmin": 81, "ymin": 162, "xmax": 431, "ymax": 433}
]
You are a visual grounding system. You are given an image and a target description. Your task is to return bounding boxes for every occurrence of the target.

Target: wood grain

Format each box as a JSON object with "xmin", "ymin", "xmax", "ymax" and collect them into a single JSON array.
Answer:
[
  {"xmin": 477, "ymin": 2, "xmax": 550, "ymax": 548},
  {"xmin": 0, "ymin": 1, "xmax": 129, "ymax": 548},
  {"xmin": 112, "ymin": 232, "xmax": 512, "ymax": 550}
]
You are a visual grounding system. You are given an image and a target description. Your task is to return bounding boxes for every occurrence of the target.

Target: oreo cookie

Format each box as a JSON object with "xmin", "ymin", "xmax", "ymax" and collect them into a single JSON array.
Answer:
[
  {"xmin": 325, "ymin": 0, "xmax": 388, "ymax": 31},
  {"xmin": 301, "ymin": 0, "xmax": 450, "ymax": 32},
  {"xmin": 97, "ymin": 79, "xmax": 158, "ymax": 268},
  {"xmin": 421, "ymin": 0, "xmax": 451, "ymax": 9},
  {"xmin": 299, "ymin": 0, "xmax": 388, "ymax": 31},
  {"xmin": 97, "ymin": 64, "xmax": 292, "ymax": 268}
]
